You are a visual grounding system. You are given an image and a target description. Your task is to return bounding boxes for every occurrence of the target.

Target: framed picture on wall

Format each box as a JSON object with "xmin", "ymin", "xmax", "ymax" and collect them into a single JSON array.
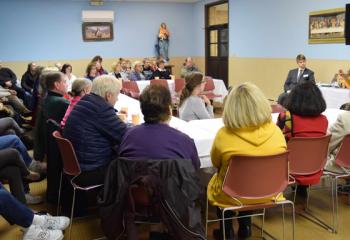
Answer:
[
  {"xmin": 82, "ymin": 22, "xmax": 113, "ymax": 41},
  {"xmin": 309, "ymin": 8, "xmax": 345, "ymax": 44}
]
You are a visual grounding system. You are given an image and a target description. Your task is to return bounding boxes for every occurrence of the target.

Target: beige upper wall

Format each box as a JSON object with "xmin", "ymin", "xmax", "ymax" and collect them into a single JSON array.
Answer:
[
  {"xmin": 229, "ymin": 57, "xmax": 350, "ymax": 100},
  {"xmin": 1, "ymin": 56, "xmax": 205, "ymax": 81}
]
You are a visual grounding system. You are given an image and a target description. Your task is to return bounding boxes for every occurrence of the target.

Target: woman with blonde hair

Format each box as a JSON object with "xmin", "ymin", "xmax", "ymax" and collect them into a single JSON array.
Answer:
[
  {"xmin": 110, "ymin": 62, "xmax": 122, "ymax": 79},
  {"xmin": 208, "ymin": 83, "xmax": 286, "ymax": 239},
  {"xmin": 179, "ymin": 72, "xmax": 213, "ymax": 121},
  {"xmin": 60, "ymin": 78, "xmax": 92, "ymax": 128}
]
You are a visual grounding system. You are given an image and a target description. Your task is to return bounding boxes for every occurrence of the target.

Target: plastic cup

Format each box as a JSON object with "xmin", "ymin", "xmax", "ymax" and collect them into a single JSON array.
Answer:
[{"xmin": 131, "ymin": 113, "xmax": 140, "ymax": 125}]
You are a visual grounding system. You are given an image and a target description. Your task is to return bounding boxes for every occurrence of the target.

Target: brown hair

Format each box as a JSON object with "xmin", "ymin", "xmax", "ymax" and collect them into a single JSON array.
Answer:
[
  {"xmin": 45, "ymin": 71, "xmax": 63, "ymax": 90},
  {"xmin": 156, "ymin": 59, "xmax": 165, "ymax": 67},
  {"xmin": 91, "ymin": 55, "xmax": 103, "ymax": 63},
  {"xmin": 179, "ymin": 72, "xmax": 203, "ymax": 106},
  {"xmin": 86, "ymin": 62, "xmax": 97, "ymax": 76},
  {"xmin": 140, "ymin": 84, "xmax": 172, "ymax": 124},
  {"xmin": 296, "ymin": 54, "xmax": 306, "ymax": 61}
]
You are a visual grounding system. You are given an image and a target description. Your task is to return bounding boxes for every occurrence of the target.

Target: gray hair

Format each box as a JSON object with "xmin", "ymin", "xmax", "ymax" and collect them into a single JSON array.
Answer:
[
  {"xmin": 132, "ymin": 61, "xmax": 142, "ymax": 69},
  {"xmin": 71, "ymin": 78, "xmax": 92, "ymax": 96},
  {"xmin": 91, "ymin": 75, "xmax": 121, "ymax": 98}
]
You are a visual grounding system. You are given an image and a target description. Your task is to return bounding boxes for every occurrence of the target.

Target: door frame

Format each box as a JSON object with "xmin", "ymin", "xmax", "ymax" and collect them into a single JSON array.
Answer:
[{"xmin": 205, "ymin": 0, "xmax": 229, "ymax": 85}]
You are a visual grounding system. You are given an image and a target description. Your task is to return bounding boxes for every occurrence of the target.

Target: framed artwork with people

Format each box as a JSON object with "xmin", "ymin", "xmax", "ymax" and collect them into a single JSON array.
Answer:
[
  {"xmin": 82, "ymin": 22, "xmax": 113, "ymax": 41},
  {"xmin": 309, "ymin": 8, "xmax": 345, "ymax": 44}
]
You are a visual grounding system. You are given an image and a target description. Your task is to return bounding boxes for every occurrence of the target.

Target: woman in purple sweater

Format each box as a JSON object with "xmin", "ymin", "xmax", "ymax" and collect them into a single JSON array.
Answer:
[{"xmin": 118, "ymin": 84, "xmax": 200, "ymax": 170}]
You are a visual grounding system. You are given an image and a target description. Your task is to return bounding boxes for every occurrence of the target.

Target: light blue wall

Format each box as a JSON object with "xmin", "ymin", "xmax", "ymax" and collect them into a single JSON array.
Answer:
[
  {"xmin": 229, "ymin": 0, "xmax": 350, "ymax": 60},
  {"xmin": 0, "ymin": 0, "xmax": 195, "ymax": 61}
]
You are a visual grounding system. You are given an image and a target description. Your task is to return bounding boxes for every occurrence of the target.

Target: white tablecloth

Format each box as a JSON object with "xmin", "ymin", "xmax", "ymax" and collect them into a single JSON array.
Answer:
[
  {"xmin": 115, "ymin": 94, "xmax": 214, "ymax": 168},
  {"xmin": 136, "ymin": 79, "xmax": 228, "ymax": 102},
  {"xmin": 319, "ymin": 87, "xmax": 350, "ymax": 109},
  {"xmin": 188, "ymin": 108, "xmax": 345, "ymax": 136}
]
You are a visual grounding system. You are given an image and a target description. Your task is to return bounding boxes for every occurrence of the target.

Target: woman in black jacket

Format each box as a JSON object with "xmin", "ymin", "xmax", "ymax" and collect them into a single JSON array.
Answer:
[{"xmin": 21, "ymin": 62, "xmax": 37, "ymax": 93}]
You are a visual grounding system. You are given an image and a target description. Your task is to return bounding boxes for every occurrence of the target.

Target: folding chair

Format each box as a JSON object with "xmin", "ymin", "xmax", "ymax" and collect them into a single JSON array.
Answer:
[
  {"xmin": 201, "ymin": 77, "xmax": 222, "ymax": 100},
  {"xmin": 122, "ymin": 80, "xmax": 140, "ymax": 99},
  {"xmin": 287, "ymin": 135, "xmax": 334, "ymax": 232},
  {"xmin": 52, "ymin": 131, "xmax": 104, "ymax": 240},
  {"xmin": 323, "ymin": 134, "xmax": 350, "ymax": 233},
  {"xmin": 206, "ymin": 152, "xmax": 295, "ymax": 240}
]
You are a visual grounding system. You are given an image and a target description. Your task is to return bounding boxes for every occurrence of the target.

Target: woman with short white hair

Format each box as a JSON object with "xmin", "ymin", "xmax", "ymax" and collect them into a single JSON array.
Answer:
[
  {"xmin": 128, "ymin": 61, "xmax": 145, "ymax": 81},
  {"xmin": 63, "ymin": 75, "xmax": 127, "ymax": 215},
  {"xmin": 207, "ymin": 82, "xmax": 287, "ymax": 239}
]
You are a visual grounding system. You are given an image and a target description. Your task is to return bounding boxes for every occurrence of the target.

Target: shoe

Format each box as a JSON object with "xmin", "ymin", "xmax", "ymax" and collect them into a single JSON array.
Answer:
[
  {"xmin": 338, "ymin": 185, "xmax": 350, "ymax": 194},
  {"xmin": 23, "ymin": 225, "xmax": 63, "ymax": 240},
  {"xmin": 25, "ymin": 193, "xmax": 43, "ymax": 205},
  {"xmin": 29, "ymin": 160, "xmax": 47, "ymax": 174},
  {"xmin": 24, "ymin": 171, "xmax": 40, "ymax": 182},
  {"xmin": 34, "ymin": 214, "xmax": 70, "ymax": 230},
  {"xmin": 237, "ymin": 224, "xmax": 252, "ymax": 239},
  {"xmin": 21, "ymin": 134, "xmax": 34, "ymax": 150}
]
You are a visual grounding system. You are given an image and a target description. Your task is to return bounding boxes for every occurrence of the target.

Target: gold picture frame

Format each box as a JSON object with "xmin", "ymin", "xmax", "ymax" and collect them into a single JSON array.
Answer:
[{"xmin": 309, "ymin": 8, "xmax": 345, "ymax": 44}]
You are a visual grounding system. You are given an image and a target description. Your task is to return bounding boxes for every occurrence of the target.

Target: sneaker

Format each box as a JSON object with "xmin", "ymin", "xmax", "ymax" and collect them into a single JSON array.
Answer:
[
  {"xmin": 35, "ymin": 215, "xmax": 70, "ymax": 230},
  {"xmin": 29, "ymin": 160, "xmax": 47, "ymax": 174},
  {"xmin": 23, "ymin": 225, "xmax": 63, "ymax": 240},
  {"xmin": 25, "ymin": 193, "xmax": 43, "ymax": 205}
]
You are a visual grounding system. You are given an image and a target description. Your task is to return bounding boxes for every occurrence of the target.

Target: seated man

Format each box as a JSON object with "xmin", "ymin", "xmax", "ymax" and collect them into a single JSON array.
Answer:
[
  {"xmin": 34, "ymin": 71, "xmax": 69, "ymax": 161},
  {"xmin": 63, "ymin": 75, "xmax": 127, "ymax": 214},
  {"xmin": 332, "ymin": 69, "xmax": 350, "ymax": 88},
  {"xmin": 0, "ymin": 63, "xmax": 30, "ymax": 108},
  {"xmin": 278, "ymin": 54, "xmax": 315, "ymax": 106},
  {"xmin": 180, "ymin": 57, "xmax": 200, "ymax": 78},
  {"xmin": 129, "ymin": 61, "xmax": 146, "ymax": 81},
  {"xmin": 0, "ymin": 183, "xmax": 69, "ymax": 240}
]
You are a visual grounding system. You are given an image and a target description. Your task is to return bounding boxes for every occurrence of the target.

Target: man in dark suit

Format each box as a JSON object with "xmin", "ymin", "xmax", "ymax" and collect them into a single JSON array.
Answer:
[{"xmin": 278, "ymin": 54, "xmax": 316, "ymax": 105}]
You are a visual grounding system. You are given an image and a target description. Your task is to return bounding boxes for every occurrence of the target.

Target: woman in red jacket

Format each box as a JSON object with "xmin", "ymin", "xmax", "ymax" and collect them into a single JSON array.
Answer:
[{"xmin": 277, "ymin": 82, "xmax": 328, "ymax": 196}]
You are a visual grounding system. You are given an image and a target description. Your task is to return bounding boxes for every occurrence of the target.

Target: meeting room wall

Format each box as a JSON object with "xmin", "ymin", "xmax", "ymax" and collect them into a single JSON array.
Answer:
[
  {"xmin": 0, "ymin": 0, "xmax": 204, "ymax": 78},
  {"xmin": 228, "ymin": 0, "xmax": 350, "ymax": 100}
]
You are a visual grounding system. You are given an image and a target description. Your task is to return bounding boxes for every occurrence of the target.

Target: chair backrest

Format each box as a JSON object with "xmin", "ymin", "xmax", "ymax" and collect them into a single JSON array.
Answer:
[
  {"xmin": 334, "ymin": 134, "xmax": 350, "ymax": 168},
  {"xmin": 52, "ymin": 131, "xmax": 81, "ymax": 176},
  {"xmin": 271, "ymin": 103, "xmax": 286, "ymax": 113},
  {"xmin": 204, "ymin": 77, "xmax": 215, "ymax": 91},
  {"xmin": 287, "ymin": 135, "xmax": 331, "ymax": 175},
  {"xmin": 150, "ymin": 79, "xmax": 169, "ymax": 89},
  {"xmin": 174, "ymin": 78, "xmax": 185, "ymax": 93},
  {"xmin": 122, "ymin": 80, "xmax": 140, "ymax": 93},
  {"xmin": 222, "ymin": 152, "xmax": 289, "ymax": 199}
]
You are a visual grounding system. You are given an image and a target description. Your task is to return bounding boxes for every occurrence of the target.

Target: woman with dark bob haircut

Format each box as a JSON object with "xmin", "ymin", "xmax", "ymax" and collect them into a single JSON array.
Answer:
[
  {"xmin": 277, "ymin": 82, "xmax": 328, "ymax": 196},
  {"xmin": 118, "ymin": 84, "xmax": 200, "ymax": 170}
]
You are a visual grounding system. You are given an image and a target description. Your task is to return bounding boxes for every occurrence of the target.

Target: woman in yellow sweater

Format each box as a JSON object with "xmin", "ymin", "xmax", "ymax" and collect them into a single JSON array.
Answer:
[{"xmin": 208, "ymin": 83, "xmax": 287, "ymax": 240}]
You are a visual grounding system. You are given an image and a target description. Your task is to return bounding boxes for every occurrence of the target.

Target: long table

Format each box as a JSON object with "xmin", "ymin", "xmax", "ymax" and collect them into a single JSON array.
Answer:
[
  {"xmin": 319, "ymin": 86, "xmax": 350, "ymax": 109},
  {"xmin": 188, "ymin": 108, "xmax": 345, "ymax": 137},
  {"xmin": 136, "ymin": 79, "xmax": 228, "ymax": 102},
  {"xmin": 116, "ymin": 94, "xmax": 345, "ymax": 168}
]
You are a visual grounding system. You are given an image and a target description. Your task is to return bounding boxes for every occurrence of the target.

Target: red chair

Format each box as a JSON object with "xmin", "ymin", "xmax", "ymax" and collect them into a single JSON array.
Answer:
[
  {"xmin": 174, "ymin": 78, "xmax": 185, "ymax": 95},
  {"xmin": 271, "ymin": 103, "xmax": 286, "ymax": 113},
  {"xmin": 201, "ymin": 77, "xmax": 222, "ymax": 100},
  {"xmin": 206, "ymin": 152, "xmax": 295, "ymax": 240},
  {"xmin": 52, "ymin": 131, "xmax": 104, "ymax": 240},
  {"xmin": 122, "ymin": 80, "xmax": 140, "ymax": 99},
  {"xmin": 287, "ymin": 135, "xmax": 334, "ymax": 232},
  {"xmin": 324, "ymin": 134, "xmax": 350, "ymax": 233},
  {"xmin": 150, "ymin": 79, "xmax": 169, "ymax": 90}
]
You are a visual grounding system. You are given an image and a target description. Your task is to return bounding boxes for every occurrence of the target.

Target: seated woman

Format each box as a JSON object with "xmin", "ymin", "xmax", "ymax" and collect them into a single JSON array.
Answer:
[
  {"xmin": 277, "ymin": 82, "xmax": 327, "ymax": 194},
  {"xmin": 91, "ymin": 55, "xmax": 108, "ymax": 76},
  {"xmin": 109, "ymin": 62, "xmax": 122, "ymax": 79},
  {"xmin": 0, "ymin": 183, "xmax": 69, "ymax": 240},
  {"xmin": 21, "ymin": 62, "xmax": 37, "ymax": 93},
  {"xmin": 208, "ymin": 83, "xmax": 287, "ymax": 240},
  {"xmin": 129, "ymin": 61, "xmax": 146, "ymax": 81},
  {"xmin": 85, "ymin": 62, "xmax": 97, "ymax": 81},
  {"xmin": 119, "ymin": 84, "xmax": 200, "ymax": 170},
  {"xmin": 325, "ymin": 111, "xmax": 350, "ymax": 173},
  {"xmin": 151, "ymin": 60, "xmax": 171, "ymax": 80},
  {"xmin": 179, "ymin": 72, "xmax": 213, "ymax": 121},
  {"xmin": 61, "ymin": 63, "xmax": 76, "ymax": 92},
  {"xmin": 60, "ymin": 78, "xmax": 92, "ymax": 128},
  {"xmin": 63, "ymin": 75, "xmax": 127, "ymax": 215}
]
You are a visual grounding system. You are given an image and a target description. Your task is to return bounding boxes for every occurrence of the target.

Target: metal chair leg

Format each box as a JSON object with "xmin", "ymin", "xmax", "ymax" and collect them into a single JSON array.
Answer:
[
  {"xmin": 282, "ymin": 205, "xmax": 285, "ymax": 240},
  {"xmin": 290, "ymin": 202, "xmax": 296, "ymax": 240},
  {"xmin": 69, "ymin": 187, "xmax": 76, "ymax": 240},
  {"xmin": 205, "ymin": 198, "xmax": 209, "ymax": 238},
  {"xmin": 222, "ymin": 209, "xmax": 226, "ymax": 240},
  {"xmin": 56, "ymin": 172, "xmax": 63, "ymax": 216},
  {"xmin": 261, "ymin": 208, "xmax": 265, "ymax": 238},
  {"xmin": 335, "ymin": 177, "xmax": 339, "ymax": 233},
  {"xmin": 330, "ymin": 177, "xmax": 336, "ymax": 233},
  {"xmin": 293, "ymin": 184, "xmax": 298, "ymax": 203},
  {"xmin": 306, "ymin": 185, "xmax": 310, "ymax": 210}
]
